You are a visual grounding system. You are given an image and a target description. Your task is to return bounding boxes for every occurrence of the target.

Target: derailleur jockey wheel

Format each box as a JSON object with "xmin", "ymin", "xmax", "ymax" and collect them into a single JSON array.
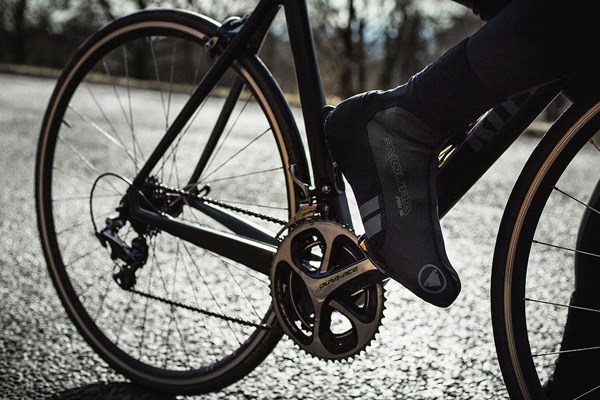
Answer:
[{"xmin": 271, "ymin": 220, "xmax": 386, "ymax": 361}]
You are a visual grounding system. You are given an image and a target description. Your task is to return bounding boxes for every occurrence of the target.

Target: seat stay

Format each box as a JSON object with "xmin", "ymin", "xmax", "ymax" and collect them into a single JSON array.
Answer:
[{"xmin": 131, "ymin": 0, "xmax": 283, "ymax": 189}]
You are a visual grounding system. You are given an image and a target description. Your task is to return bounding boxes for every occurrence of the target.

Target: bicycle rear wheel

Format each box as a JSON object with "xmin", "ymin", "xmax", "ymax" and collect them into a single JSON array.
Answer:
[
  {"xmin": 492, "ymin": 94, "xmax": 600, "ymax": 399},
  {"xmin": 35, "ymin": 9, "xmax": 307, "ymax": 394}
]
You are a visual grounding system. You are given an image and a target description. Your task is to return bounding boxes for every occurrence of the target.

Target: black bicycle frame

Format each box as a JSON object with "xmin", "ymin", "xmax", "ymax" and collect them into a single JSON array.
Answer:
[{"xmin": 125, "ymin": 0, "xmax": 568, "ymax": 275}]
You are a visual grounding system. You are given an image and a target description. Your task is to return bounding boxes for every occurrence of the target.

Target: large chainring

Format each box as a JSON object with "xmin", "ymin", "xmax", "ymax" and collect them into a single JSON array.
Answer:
[{"xmin": 271, "ymin": 220, "xmax": 385, "ymax": 361}]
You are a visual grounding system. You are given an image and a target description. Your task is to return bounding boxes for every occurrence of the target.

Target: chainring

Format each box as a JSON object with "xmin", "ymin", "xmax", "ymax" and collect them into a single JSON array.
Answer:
[{"xmin": 271, "ymin": 220, "xmax": 385, "ymax": 361}]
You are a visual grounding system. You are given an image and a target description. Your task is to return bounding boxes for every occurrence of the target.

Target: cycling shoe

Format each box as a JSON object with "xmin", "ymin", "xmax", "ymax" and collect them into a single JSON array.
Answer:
[{"xmin": 324, "ymin": 90, "xmax": 461, "ymax": 308}]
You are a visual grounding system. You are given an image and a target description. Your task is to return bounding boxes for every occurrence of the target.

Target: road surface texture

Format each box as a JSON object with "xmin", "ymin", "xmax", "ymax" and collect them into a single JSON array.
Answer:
[{"xmin": 0, "ymin": 72, "xmax": 562, "ymax": 400}]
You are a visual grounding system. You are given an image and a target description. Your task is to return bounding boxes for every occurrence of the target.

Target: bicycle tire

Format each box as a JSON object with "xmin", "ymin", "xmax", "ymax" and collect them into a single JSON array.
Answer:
[
  {"xmin": 492, "ymin": 94, "xmax": 600, "ymax": 399},
  {"xmin": 36, "ymin": 9, "xmax": 309, "ymax": 394}
]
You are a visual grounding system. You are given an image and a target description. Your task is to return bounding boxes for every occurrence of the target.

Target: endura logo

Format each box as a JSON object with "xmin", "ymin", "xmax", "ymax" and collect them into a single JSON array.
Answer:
[{"xmin": 384, "ymin": 134, "xmax": 411, "ymax": 216}]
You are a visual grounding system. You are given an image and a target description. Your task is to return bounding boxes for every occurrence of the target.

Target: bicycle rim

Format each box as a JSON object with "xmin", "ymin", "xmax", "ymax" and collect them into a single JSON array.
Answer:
[
  {"xmin": 35, "ymin": 10, "xmax": 304, "ymax": 394},
  {"xmin": 492, "ymin": 95, "xmax": 600, "ymax": 400}
]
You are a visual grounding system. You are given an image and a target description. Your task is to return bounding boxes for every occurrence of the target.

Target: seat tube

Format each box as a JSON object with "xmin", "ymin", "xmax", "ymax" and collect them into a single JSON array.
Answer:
[{"xmin": 283, "ymin": 0, "xmax": 353, "ymax": 226}]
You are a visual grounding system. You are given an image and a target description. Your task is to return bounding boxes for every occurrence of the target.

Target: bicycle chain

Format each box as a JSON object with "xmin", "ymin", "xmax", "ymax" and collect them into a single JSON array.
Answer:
[
  {"xmin": 127, "ymin": 288, "xmax": 281, "ymax": 332},
  {"xmin": 201, "ymin": 196, "xmax": 287, "ymax": 225},
  {"xmin": 147, "ymin": 182, "xmax": 287, "ymax": 225},
  {"xmin": 136, "ymin": 181, "xmax": 286, "ymax": 331}
]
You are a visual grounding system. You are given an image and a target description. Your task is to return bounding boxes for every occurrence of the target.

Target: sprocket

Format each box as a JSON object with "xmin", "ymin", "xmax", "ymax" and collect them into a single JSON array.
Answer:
[{"xmin": 270, "ymin": 220, "xmax": 386, "ymax": 361}]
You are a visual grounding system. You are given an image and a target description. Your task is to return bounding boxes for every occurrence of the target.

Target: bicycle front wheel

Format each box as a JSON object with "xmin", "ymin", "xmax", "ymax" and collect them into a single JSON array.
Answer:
[
  {"xmin": 492, "ymin": 94, "xmax": 600, "ymax": 399},
  {"xmin": 35, "ymin": 9, "xmax": 308, "ymax": 394}
]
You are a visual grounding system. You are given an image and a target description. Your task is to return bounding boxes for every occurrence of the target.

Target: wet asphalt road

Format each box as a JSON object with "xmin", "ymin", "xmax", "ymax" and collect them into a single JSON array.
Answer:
[{"xmin": 0, "ymin": 72, "xmax": 544, "ymax": 400}]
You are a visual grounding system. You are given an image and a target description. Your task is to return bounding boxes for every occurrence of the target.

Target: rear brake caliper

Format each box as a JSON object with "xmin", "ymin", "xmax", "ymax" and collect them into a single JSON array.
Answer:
[{"xmin": 204, "ymin": 15, "xmax": 249, "ymax": 57}]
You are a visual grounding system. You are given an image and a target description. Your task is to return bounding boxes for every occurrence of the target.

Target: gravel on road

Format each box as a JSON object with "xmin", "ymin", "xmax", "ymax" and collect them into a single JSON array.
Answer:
[{"xmin": 0, "ymin": 72, "xmax": 545, "ymax": 400}]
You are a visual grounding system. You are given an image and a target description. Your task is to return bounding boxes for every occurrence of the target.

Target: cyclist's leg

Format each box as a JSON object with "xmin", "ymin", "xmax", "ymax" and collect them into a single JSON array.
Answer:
[
  {"xmin": 325, "ymin": 39, "xmax": 483, "ymax": 308},
  {"xmin": 325, "ymin": 0, "xmax": 591, "ymax": 308}
]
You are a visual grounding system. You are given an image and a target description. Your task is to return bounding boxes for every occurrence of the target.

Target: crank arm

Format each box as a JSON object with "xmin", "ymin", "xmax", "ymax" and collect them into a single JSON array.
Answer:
[{"xmin": 306, "ymin": 258, "xmax": 382, "ymax": 301}]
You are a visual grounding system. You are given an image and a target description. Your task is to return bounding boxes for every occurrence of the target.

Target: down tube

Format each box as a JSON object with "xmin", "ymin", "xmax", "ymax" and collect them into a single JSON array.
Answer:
[{"xmin": 437, "ymin": 80, "xmax": 566, "ymax": 218}]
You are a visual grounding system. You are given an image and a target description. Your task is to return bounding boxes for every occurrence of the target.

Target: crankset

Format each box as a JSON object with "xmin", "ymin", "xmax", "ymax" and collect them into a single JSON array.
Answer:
[{"xmin": 271, "ymin": 220, "xmax": 386, "ymax": 361}]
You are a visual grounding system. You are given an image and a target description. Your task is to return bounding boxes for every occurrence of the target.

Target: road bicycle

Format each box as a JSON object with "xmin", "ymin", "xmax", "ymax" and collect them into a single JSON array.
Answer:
[{"xmin": 35, "ymin": 0, "xmax": 600, "ymax": 398}]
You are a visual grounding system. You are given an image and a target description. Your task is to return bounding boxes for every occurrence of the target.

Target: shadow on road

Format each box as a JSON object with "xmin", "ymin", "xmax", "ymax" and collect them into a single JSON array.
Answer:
[{"xmin": 49, "ymin": 382, "xmax": 176, "ymax": 400}]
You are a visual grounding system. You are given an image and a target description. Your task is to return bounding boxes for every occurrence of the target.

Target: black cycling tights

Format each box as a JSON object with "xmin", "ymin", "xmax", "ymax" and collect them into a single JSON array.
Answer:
[
  {"xmin": 393, "ymin": 0, "xmax": 596, "ymax": 306},
  {"xmin": 395, "ymin": 0, "xmax": 592, "ymax": 136}
]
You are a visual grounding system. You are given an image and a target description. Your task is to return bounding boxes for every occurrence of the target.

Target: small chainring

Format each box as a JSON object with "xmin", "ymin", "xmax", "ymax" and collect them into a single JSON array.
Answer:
[{"xmin": 271, "ymin": 220, "xmax": 385, "ymax": 361}]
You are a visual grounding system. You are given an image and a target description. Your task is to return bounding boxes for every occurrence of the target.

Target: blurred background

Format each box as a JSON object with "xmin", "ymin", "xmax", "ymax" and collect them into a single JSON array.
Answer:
[{"xmin": 0, "ymin": 0, "xmax": 485, "ymax": 100}]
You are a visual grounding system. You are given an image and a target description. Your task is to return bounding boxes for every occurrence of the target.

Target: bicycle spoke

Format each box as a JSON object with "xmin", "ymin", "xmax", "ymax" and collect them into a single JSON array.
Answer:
[
  {"xmin": 181, "ymin": 241, "xmax": 243, "ymax": 346},
  {"xmin": 216, "ymin": 255, "xmax": 263, "ymax": 321},
  {"xmin": 204, "ymin": 249, "xmax": 269, "ymax": 284},
  {"xmin": 102, "ymin": 58, "xmax": 135, "ymax": 134},
  {"xmin": 161, "ymin": 59, "xmax": 206, "ymax": 185},
  {"xmin": 53, "ymin": 193, "xmax": 120, "ymax": 202},
  {"xmin": 56, "ymin": 135, "xmax": 127, "ymax": 197},
  {"xmin": 114, "ymin": 290, "xmax": 136, "ymax": 347},
  {"xmin": 93, "ymin": 266, "xmax": 115, "ymax": 323},
  {"xmin": 181, "ymin": 206, "xmax": 272, "ymax": 332},
  {"xmin": 56, "ymin": 209, "xmax": 113, "ymax": 235},
  {"xmin": 201, "ymin": 94, "xmax": 253, "ymax": 177},
  {"xmin": 191, "ymin": 61, "xmax": 202, "ymax": 93},
  {"xmin": 68, "ymin": 104, "xmax": 138, "ymax": 164},
  {"xmin": 123, "ymin": 47, "xmax": 134, "ymax": 138},
  {"xmin": 147, "ymin": 238, "xmax": 177, "ymax": 368},
  {"xmin": 201, "ymin": 127, "xmax": 272, "ymax": 182},
  {"xmin": 532, "ymin": 239, "xmax": 600, "ymax": 259},
  {"xmin": 164, "ymin": 303, "xmax": 193, "ymax": 369},
  {"xmin": 57, "ymin": 134, "xmax": 102, "ymax": 175},
  {"xmin": 532, "ymin": 345, "xmax": 600, "ymax": 357},
  {"xmin": 573, "ymin": 384, "xmax": 600, "ymax": 400},
  {"xmin": 64, "ymin": 245, "xmax": 104, "ymax": 269},
  {"xmin": 200, "ymin": 166, "xmax": 283, "ymax": 185},
  {"xmin": 83, "ymin": 83, "xmax": 138, "ymax": 168},
  {"xmin": 184, "ymin": 205, "xmax": 269, "ymax": 284},
  {"xmin": 137, "ymin": 247, "xmax": 157, "ymax": 360},
  {"xmin": 525, "ymin": 297, "xmax": 600, "ymax": 314},
  {"xmin": 148, "ymin": 37, "xmax": 168, "ymax": 129},
  {"xmin": 554, "ymin": 186, "xmax": 600, "ymax": 216},
  {"xmin": 166, "ymin": 38, "xmax": 176, "ymax": 128},
  {"xmin": 156, "ymin": 92, "xmax": 213, "ymax": 178},
  {"xmin": 175, "ymin": 249, "xmax": 220, "ymax": 365},
  {"xmin": 172, "ymin": 310, "xmax": 193, "ymax": 369},
  {"xmin": 53, "ymin": 166, "xmax": 96, "ymax": 186}
]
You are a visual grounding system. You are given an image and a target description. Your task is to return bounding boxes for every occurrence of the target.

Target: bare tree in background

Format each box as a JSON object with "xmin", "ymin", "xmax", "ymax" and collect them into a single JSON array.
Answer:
[
  {"xmin": 378, "ymin": 0, "xmax": 424, "ymax": 88},
  {"xmin": 0, "ymin": 0, "xmax": 474, "ymax": 100},
  {"xmin": 337, "ymin": 0, "xmax": 366, "ymax": 98},
  {"xmin": 0, "ymin": 0, "xmax": 29, "ymax": 64}
]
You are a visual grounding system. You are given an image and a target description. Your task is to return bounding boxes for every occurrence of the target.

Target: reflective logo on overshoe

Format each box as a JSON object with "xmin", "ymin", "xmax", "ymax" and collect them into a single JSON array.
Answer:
[
  {"xmin": 418, "ymin": 264, "xmax": 446, "ymax": 294},
  {"xmin": 384, "ymin": 134, "xmax": 411, "ymax": 217}
]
